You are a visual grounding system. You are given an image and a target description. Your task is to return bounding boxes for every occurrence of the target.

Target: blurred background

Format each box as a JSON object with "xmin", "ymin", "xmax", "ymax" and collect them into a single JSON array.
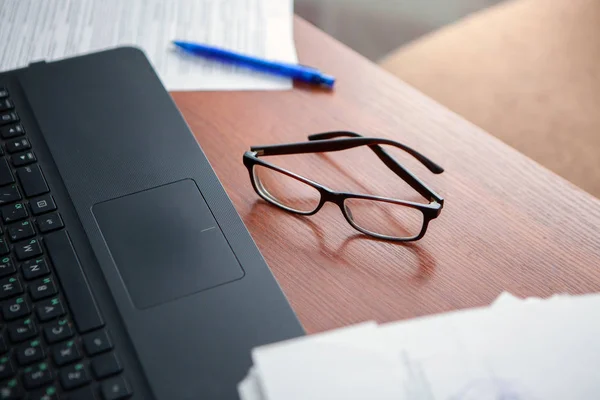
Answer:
[
  {"xmin": 295, "ymin": 0, "xmax": 503, "ymax": 61},
  {"xmin": 295, "ymin": 0, "xmax": 600, "ymax": 199}
]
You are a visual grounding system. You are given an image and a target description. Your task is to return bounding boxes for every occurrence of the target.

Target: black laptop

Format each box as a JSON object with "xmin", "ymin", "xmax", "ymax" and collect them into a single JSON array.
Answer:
[{"xmin": 0, "ymin": 47, "xmax": 303, "ymax": 400}]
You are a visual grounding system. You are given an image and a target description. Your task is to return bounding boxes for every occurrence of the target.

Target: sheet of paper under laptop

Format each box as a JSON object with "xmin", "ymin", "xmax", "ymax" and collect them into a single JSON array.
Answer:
[
  {"xmin": 240, "ymin": 292, "xmax": 600, "ymax": 400},
  {"xmin": 0, "ymin": 0, "xmax": 297, "ymax": 91}
]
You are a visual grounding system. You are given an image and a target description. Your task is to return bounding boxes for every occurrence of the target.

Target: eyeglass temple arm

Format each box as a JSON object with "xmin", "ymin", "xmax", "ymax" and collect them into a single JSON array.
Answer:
[
  {"xmin": 308, "ymin": 131, "xmax": 444, "ymax": 204},
  {"xmin": 251, "ymin": 133, "xmax": 444, "ymax": 203},
  {"xmin": 252, "ymin": 136, "xmax": 443, "ymax": 173}
]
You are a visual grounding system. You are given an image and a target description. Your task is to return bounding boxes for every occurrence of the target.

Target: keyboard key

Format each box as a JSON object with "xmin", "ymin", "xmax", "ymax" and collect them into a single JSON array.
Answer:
[
  {"xmin": 9, "ymin": 223, "xmax": 34, "ymax": 243},
  {"xmin": 0, "ymin": 124, "xmax": 25, "ymax": 139},
  {"xmin": 44, "ymin": 318, "xmax": 73, "ymax": 344},
  {"xmin": 8, "ymin": 220, "xmax": 35, "ymax": 242},
  {"xmin": 52, "ymin": 340, "xmax": 83, "ymax": 365},
  {"xmin": 8, "ymin": 318, "xmax": 37, "ymax": 342},
  {"xmin": 2, "ymin": 296, "xmax": 31, "ymax": 320},
  {"xmin": 0, "ymin": 238, "xmax": 9, "ymax": 256},
  {"xmin": 0, "ymin": 99, "xmax": 12, "ymax": 114},
  {"xmin": 0, "ymin": 378, "xmax": 24, "ymax": 400},
  {"xmin": 53, "ymin": 340, "xmax": 82, "ymax": 366},
  {"xmin": 0, "ymin": 159, "xmax": 14, "ymax": 186},
  {"xmin": 21, "ymin": 257, "xmax": 49, "ymax": 280},
  {"xmin": 0, "ymin": 99, "xmax": 12, "ymax": 112},
  {"xmin": 0, "ymin": 185, "xmax": 21, "ymax": 205},
  {"xmin": 100, "ymin": 376, "xmax": 132, "ymax": 400},
  {"xmin": 60, "ymin": 362, "xmax": 90, "ymax": 390},
  {"xmin": 15, "ymin": 238, "xmax": 42, "ymax": 260},
  {"xmin": 64, "ymin": 386, "xmax": 97, "ymax": 400},
  {"xmin": 37, "ymin": 212, "xmax": 64, "ymax": 233},
  {"xmin": 0, "ymin": 276, "xmax": 23, "ymax": 299},
  {"xmin": 35, "ymin": 297, "xmax": 65, "ymax": 321},
  {"xmin": 1, "ymin": 203, "xmax": 27, "ymax": 223},
  {"xmin": 30, "ymin": 276, "xmax": 57, "ymax": 301},
  {"xmin": 92, "ymin": 352, "xmax": 122, "ymax": 379},
  {"xmin": 0, "ymin": 111, "xmax": 18, "ymax": 126},
  {"xmin": 23, "ymin": 362, "xmax": 53, "ymax": 389},
  {"xmin": 16, "ymin": 165, "xmax": 48, "ymax": 197},
  {"xmin": 11, "ymin": 151, "xmax": 36, "ymax": 167},
  {"xmin": 29, "ymin": 386, "xmax": 59, "ymax": 400},
  {"xmin": 0, "ymin": 88, "xmax": 7, "ymax": 98},
  {"xmin": 0, "ymin": 257, "xmax": 15, "ymax": 278},
  {"xmin": 0, "ymin": 98, "xmax": 13, "ymax": 112},
  {"xmin": 5, "ymin": 138, "xmax": 30, "ymax": 154},
  {"xmin": 0, "ymin": 333, "xmax": 7, "ymax": 353},
  {"xmin": 29, "ymin": 194, "xmax": 56, "ymax": 216},
  {"xmin": 83, "ymin": 330, "xmax": 112, "ymax": 356},
  {"xmin": 0, "ymin": 356, "xmax": 16, "ymax": 379},
  {"xmin": 45, "ymin": 231, "xmax": 104, "ymax": 333},
  {"xmin": 16, "ymin": 339, "xmax": 44, "ymax": 365}
]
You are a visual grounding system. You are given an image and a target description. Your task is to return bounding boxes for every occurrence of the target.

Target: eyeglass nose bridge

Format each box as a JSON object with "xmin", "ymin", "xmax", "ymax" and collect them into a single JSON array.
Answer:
[
  {"xmin": 317, "ymin": 187, "xmax": 350, "ymax": 213},
  {"xmin": 316, "ymin": 189, "xmax": 363, "ymax": 231}
]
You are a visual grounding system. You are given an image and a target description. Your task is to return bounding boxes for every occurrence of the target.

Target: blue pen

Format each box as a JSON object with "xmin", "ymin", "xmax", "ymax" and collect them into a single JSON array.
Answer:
[{"xmin": 172, "ymin": 40, "xmax": 335, "ymax": 89}]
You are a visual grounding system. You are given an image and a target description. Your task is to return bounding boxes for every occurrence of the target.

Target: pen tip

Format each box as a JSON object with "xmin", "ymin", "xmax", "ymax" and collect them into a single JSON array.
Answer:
[{"xmin": 319, "ymin": 74, "xmax": 336, "ymax": 88}]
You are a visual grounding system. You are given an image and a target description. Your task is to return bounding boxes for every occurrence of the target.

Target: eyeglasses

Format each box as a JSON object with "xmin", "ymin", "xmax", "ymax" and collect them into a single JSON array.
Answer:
[{"xmin": 243, "ymin": 131, "xmax": 445, "ymax": 241}]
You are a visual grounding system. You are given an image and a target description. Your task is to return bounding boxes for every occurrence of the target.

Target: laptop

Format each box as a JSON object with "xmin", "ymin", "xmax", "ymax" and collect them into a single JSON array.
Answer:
[{"xmin": 0, "ymin": 47, "xmax": 303, "ymax": 400}]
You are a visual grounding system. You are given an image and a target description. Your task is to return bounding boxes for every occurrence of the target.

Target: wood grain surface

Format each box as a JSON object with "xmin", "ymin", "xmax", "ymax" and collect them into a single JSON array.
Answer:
[{"xmin": 171, "ymin": 17, "xmax": 600, "ymax": 334}]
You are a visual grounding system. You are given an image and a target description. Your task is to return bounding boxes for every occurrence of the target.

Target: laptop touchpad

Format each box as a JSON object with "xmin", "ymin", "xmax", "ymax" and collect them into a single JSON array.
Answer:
[{"xmin": 93, "ymin": 180, "xmax": 244, "ymax": 309}]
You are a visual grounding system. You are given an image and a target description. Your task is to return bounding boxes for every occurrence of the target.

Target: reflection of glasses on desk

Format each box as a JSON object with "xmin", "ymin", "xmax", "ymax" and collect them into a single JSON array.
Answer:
[{"xmin": 243, "ymin": 131, "xmax": 445, "ymax": 241}]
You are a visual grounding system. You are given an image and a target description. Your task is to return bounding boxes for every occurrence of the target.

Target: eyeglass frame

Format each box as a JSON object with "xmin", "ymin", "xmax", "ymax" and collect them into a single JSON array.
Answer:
[{"xmin": 242, "ymin": 131, "xmax": 445, "ymax": 242}]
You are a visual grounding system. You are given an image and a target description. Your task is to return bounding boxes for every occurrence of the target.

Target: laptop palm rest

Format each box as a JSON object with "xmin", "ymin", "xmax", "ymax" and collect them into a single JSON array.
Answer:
[{"xmin": 93, "ymin": 179, "xmax": 244, "ymax": 309}]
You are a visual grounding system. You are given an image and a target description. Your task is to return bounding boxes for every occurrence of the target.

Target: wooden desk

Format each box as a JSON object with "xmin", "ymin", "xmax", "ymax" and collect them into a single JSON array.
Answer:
[{"xmin": 172, "ymin": 18, "xmax": 600, "ymax": 334}]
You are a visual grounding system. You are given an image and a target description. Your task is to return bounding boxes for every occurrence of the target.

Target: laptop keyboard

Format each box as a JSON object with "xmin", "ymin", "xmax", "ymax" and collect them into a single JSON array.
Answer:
[{"xmin": 0, "ymin": 89, "xmax": 132, "ymax": 400}]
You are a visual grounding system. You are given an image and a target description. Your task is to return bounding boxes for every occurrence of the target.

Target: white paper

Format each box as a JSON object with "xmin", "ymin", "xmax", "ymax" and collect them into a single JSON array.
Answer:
[
  {"xmin": 492, "ymin": 291, "xmax": 574, "ymax": 308},
  {"xmin": 238, "ymin": 369, "xmax": 266, "ymax": 400},
  {"xmin": 241, "ymin": 293, "xmax": 600, "ymax": 400},
  {"xmin": 249, "ymin": 322, "xmax": 410, "ymax": 400},
  {"xmin": 457, "ymin": 295, "xmax": 600, "ymax": 400},
  {"xmin": 0, "ymin": 0, "xmax": 297, "ymax": 91},
  {"xmin": 491, "ymin": 291, "xmax": 523, "ymax": 307},
  {"xmin": 379, "ymin": 293, "xmax": 600, "ymax": 400}
]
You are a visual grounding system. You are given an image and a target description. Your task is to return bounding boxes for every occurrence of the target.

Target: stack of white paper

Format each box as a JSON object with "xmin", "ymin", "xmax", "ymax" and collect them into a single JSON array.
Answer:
[{"xmin": 239, "ymin": 292, "xmax": 600, "ymax": 400}]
